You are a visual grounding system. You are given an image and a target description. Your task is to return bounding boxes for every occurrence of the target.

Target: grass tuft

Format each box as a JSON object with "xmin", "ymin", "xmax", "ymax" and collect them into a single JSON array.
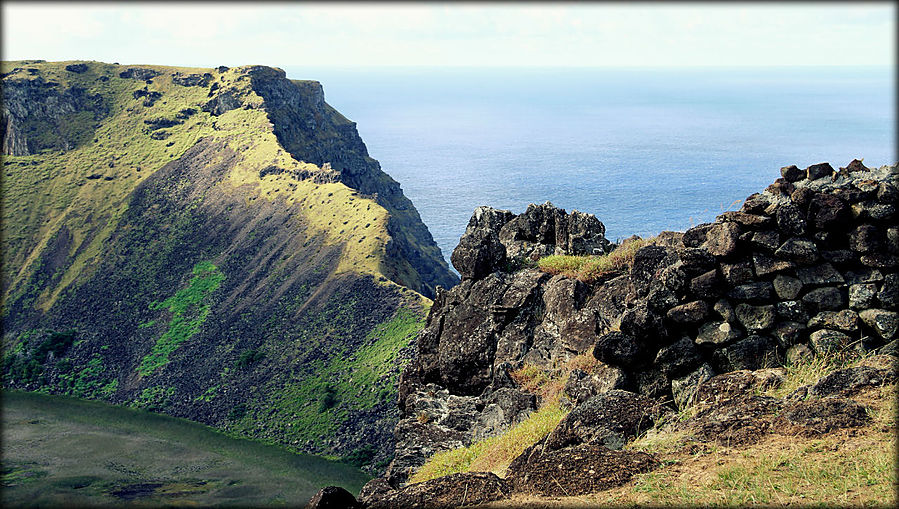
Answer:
[{"xmin": 536, "ymin": 237, "xmax": 649, "ymax": 283}]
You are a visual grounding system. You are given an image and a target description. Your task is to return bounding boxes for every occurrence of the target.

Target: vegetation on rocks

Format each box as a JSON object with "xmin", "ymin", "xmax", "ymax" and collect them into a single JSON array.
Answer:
[{"xmin": 536, "ymin": 237, "xmax": 649, "ymax": 282}]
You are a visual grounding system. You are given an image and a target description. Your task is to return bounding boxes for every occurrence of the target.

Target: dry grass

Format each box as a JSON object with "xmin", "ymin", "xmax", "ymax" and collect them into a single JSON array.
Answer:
[
  {"xmin": 411, "ymin": 352, "xmax": 604, "ymax": 484},
  {"xmin": 536, "ymin": 237, "xmax": 649, "ymax": 283},
  {"xmin": 478, "ymin": 384, "xmax": 897, "ymax": 508}
]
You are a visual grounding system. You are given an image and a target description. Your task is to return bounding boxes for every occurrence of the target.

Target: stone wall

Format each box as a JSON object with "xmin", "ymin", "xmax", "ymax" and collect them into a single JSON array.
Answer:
[{"xmin": 382, "ymin": 160, "xmax": 897, "ymax": 487}]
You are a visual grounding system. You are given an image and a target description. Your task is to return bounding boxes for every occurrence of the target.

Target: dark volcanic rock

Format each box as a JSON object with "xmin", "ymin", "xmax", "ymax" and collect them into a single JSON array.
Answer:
[
  {"xmin": 593, "ymin": 331, "xmax": 645, "ymax": 368},
  {"xmin": 712, "ymin": 335, "xmax": 780, "ymax": 372},
  {"xmin": 365, "ymin": 472, "xmax": 511, "ymax": 509},
  {"xmin": 773, "ymin": 398, "xmax": 870, "ymax": 436},
  {"xmin": 65, "ymin": 63, "xmax": 89, "ymax": 73},
  {"xmin": 507, "ymin": 443, "xmax": 659, "ymax": 497},
  {"xmin": 704, "ymin": 222, "xmax": 742, "ymax": 257},
  {"xmin": 808, "ymin": 193, "xmax": 851, "ymax": 231},
  {"xmin": 305, "ymin": 486, "xmax": 359, "ymax": 509},
  {"xmin": 781, "ymin": 164, "xmax": 805, "ymax": 182},
  {"xmin": 803, "ymin": 361, "xmax": 897, "ymax": 398},
  {"xmin": 563, "ymin": 365, "xmax": 630, "ymax": 406},
  {"xmin": 807, "ymin": 162, "xmax": 835, "ymax": 180},
  {"xmin": 666, "ymin": 300, "xmax": 709, "ymax": 325},
  {"xmin": 684, "ymin": 395, "xmax": 785, "ymax": 445},
  {"xmin": 545, "ymin": 390, "xmax": 670, "ymax": 451}
]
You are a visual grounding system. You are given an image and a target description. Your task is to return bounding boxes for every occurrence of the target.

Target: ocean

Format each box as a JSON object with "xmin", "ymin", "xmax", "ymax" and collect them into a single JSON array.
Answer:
[{"xmin": 284, "ymin": 66, "xmax": 896, "ymax": 268}]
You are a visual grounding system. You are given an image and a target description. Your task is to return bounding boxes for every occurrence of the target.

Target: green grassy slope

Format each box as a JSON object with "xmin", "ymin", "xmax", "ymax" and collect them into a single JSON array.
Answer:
[{"xmin": 0, "ymin": 60, "xmax": 444, "ymax": 470}]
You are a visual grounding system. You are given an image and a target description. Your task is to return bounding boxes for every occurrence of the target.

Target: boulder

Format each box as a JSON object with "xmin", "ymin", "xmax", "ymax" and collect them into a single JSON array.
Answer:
[
  {"xmin": 563, "ymin": 365, "xmax": 630, "ymax": 406},
  {"xmin": 802, "ymin": 287, "xmax": 846, "ymax": 312},
  {"xmin": 365, "ymin": 472, "xmax": 511, "ymax": 509},
  {"xmin": 796, "ymin": 263, "xmax": 845, "ymax": 286},
  {"xmin": 753, "ymin": 252, "xmax": 795, "ymax": 277},
  {"xmin": 859, "ymin": 309, "xmax": 898, "ymax": 340},
  {"xmin": 684, "ymin": 395, "xmax": 785, "ymax": 445},
  {"xmin": 728, "ymin": 282, "xmax": 773, "ymax": 302},
  {"xmin": 771, "ymin": 321, "xmax": 805, "ymax": 347},
  {"xmin": 780, "ymin": 164, "xmax": 805, "ymax": 182},
  {"xmin": 507, "ymin": 443, "xmax": 658, "ymax": 497},
  {"xmin": 773, "ymin": 274, "xmax": 803, "ymax": 300},
  {"xmin": 808, "ymin": 329, "xmax": 852, "ymax": 355},
  {"xmin": 879, "ymin": 274, "xmax": 898, "ymax": 309},
  {"xmin": 849, "ymin": 224, "xmax": 885, "ymax": 253},
  {"xmin": 654, "ymin": 337, "xmax": 703, "ymax": 376},
  {"xmin": 807, "ymin": 310, "xmax": 860, "ymax": 333},
  {"xmin": 451, "ymin": 206, "xmax": 514, "ymax": 280},
  {"xmin": 682, "ymin": 223, "xmax": 714, "ymax": 247},
  {"xmin": 544, "ymin": 390, "xmax": 669, "ymax": 451},
  {"xmin": 689, "ymin": 269, "xmax": 723, "ymax": 298},
  {"xmin": 720, "ymin": 261, "xmax": 755, "ymax": 286},
  {"xmin": 712, "ymin": 335, "xmax": 779, "ymax": 371},
  {"xmin": 666, "ymin": 300, "xmax": 709, "ymax": 325},
  {"xmin": 305, "ymin": 486, "xmax": 359, "ymax": 509},
  {"xmin": 703, "ymin": 222, "xmax": 742, "ymax": 257},
  {"xmin": 593, "ymin": 331, "xmax": 645, "ymax": 368},
  {"xmin": 773, "ymin": 398, "xmax": 870, "ymax": 436},
  {"xmin": 693, "ymin": 369, "xmax": 784, "ymax": 409},
  {"xmin": 849, "ymin": 283, "xmax": 878, "ymax": 310},
  {"xmin": 804, "ymin": 362, "xmax": 897, "ymax": 398},
  {"xmin": 695, "ymin": 321, "xmax": 743, "ymax": 346},
  {"xmin": 808, "ymin": 193, "xmax": 851, "ymax": 231},
  {"xmin": 775, "ymin": 300, "xmax": 810, "ymax": 323},
  {"xmin": 776, "ymin": 204, "xmax": 807, "ymax": 236},
  {"xmin": 807, "ymin": 162, "xmax": 835, "ymax": 180},
  {"xmin": 671, "ymin": 363, "xmax": 715, "ymax": 410},
  {"xmin": 734, "ymin": 303, "xmax": 776, "ymax": 331},
  {"xmin": 713, "ymin": 299, "xmax": 737, "ymax": 322},
  {"xmin": 774, "ymin": 238, "xmax": 819, "ymax": 264}
]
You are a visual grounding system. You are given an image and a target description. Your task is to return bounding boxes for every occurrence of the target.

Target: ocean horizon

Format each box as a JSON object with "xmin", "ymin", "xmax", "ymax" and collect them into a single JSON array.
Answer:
[{"xmin": 284, "ymin": 65, "xmax": 896, "ymax": 269}]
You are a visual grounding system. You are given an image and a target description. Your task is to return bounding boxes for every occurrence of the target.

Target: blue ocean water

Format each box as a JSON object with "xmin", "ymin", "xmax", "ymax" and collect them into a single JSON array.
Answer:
[{"xmin": 284, "ymin": 66, "xmax": 896, "ymax": 268}]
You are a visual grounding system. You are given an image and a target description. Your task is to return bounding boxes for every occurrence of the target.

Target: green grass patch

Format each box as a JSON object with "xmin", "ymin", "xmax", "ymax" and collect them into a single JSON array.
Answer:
[
  {"xmin": 138, "ymin": 261, "xmax": 224, "ymax": 376},
  {"xmin": 536, "ymin": 237, "xmax": 650, "ymax": 283}
]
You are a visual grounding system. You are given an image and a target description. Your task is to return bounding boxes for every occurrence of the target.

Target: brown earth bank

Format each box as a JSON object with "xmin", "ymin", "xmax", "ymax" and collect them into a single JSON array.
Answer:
[{"xmin": 306, "ymin": 160, "xmax": 898, "ymax": 507}]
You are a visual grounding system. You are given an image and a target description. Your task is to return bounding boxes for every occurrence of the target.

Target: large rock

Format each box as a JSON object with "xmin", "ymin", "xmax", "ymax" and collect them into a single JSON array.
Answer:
[
  {"xmin": 773, "ymin": 398, "xmax": 870, "ymax": 436},
  {"xmin": 808, "ymin": 193, "xmax": 851, "ymax": 231},
  {"xmin": 879, "ymin": 273, "xmax": 898, "ymax": 309},
  {"xmin": 365, "ymin": 472, "xmax": 511, "ymax": 509},
  {"xmin": 807, "ymin": 310, "xmax": 860, "ymax": 333},
  {"xmin": 703, "ymin": 222, "xmax": 742, "ymax": 257},
  {"xmin": 774, "ymin": 238, "xmax": 819, "ymax": 264},
  {"xmin": 563, "ymin": 365, "xmax": 630, "ymax": 406},
  {"xmin": 593, "ymin": 331, "xmax": 645, "ymax": 368},
  {"xmin": 695, "ymin": 321, "xmax": 743, "ymax": 346},
  {"xmin": 859, "ymin": 309, "xmax": 898, "ymax": 340},
  {"xmin": 802, "ymin": 287, "xmax": 846, "ymax": 312},
  {"xmin": 773, "ymin": 274, "xmax": 803, "ymax": 300},
  {"xmin": 671, "ymin": 363, "xmax": 715, "ymax": 410},
  {"xmin": 734, "ymin": 303, "xmax": 776, "ymax": 331},
  {"xmin": 305, "ymin": 486, "xmax": 359, "ymax": 509},
  {"xmin": 654, "ymin": 337, "xmax": 703, "ymax": 376},
  {"xmin": 808, "ymin": 329, "xmax": 852, "ymax": 355},
  {"xmin": 666, "ymin": 300, "xmax": 709, "ymax": 325},
  {"xmin": 507, "ymin": 443, "xmax": 658, "ymax": 497},
  {"xmin": 712, "ymin": 335, "xmax": 780, "ymax": 371},
  {"xmin": 544, "ymin": 390, "xmax": 669, "ymax": 451},
  {"xmin": 451, "ymin": 206, "xmax": 514, "ymax": 280}
]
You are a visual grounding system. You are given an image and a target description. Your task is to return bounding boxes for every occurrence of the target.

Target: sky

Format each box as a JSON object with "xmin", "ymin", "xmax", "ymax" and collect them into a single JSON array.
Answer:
[{"xmin": 2, "ymin": 2, "xmax": 895, "ymax": 68}]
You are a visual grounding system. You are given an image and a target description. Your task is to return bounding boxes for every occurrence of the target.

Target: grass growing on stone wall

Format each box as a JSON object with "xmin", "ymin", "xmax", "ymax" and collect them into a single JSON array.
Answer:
[
  {"xmin": 537, "ymin": 237, "xmax": 649, "ymax": 283},
  {"xmin": 410, "ymin": 352, "xmax": 602, "ymax": 484}
]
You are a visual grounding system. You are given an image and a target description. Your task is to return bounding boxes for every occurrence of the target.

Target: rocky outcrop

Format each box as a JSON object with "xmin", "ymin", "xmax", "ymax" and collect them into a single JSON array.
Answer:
[
  {"xmin": 376, "ymin": 160, "xmax": 897, "ymax": 490},
  {"xmin": 1, "ymin": 75, "xmax": 108, "ymax": 155},
  {"xmin": 245, "ymin": 66, "xmax": 458, "ymax": 297}
]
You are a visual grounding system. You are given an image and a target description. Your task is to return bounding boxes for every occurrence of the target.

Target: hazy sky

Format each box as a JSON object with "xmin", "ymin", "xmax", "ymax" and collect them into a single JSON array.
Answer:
[{"xmin": 2, "ymin": 2, "xmax": 895, "ymax": 68}]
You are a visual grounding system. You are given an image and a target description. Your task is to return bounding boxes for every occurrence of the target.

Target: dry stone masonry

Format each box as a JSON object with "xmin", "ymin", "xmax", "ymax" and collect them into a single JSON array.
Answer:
[{"xmin": 333, "ymin": 160, "xmax": 899, "ymax": 508}]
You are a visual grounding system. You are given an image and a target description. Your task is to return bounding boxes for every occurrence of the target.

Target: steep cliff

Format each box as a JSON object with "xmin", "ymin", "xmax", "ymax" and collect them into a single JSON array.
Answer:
[
  {"xmin": 349, "ymin": 160, "xmax": 898, "ymax": 506},
  {"xmin": 0, "ymin": 60, "xmax": 458, "ymax": 470}
]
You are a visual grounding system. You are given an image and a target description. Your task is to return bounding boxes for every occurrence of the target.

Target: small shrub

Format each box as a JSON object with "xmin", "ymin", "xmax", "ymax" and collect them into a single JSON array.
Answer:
[{"xmin": 318, "ymin": 386, "xmax": 337, "ymax": 412}]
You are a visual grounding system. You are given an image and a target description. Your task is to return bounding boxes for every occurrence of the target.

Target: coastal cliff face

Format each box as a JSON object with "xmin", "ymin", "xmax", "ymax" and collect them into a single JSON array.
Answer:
[
  {"xmin": 1, "ymin": 60, "xmax": 457, "ymax": 470},
  {"xmin": 349, "ymin": 160, "xmax": 898, "ymax": 506}
]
